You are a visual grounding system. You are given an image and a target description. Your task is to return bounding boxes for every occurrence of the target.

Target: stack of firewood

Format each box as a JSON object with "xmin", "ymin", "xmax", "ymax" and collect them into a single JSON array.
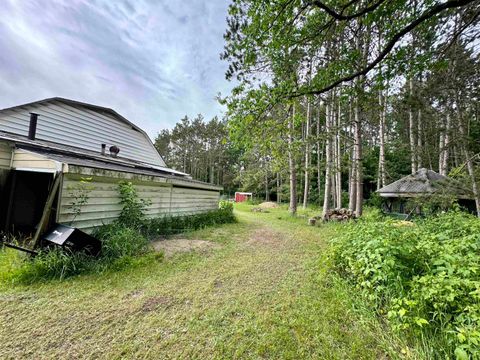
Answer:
[
  {"xmin": 323, "ymin": 208, "xmax": 355, "ymax": 221},
  {"xmin": 308, "ymin": 209, "xmax": 355, "ymax": 225}
]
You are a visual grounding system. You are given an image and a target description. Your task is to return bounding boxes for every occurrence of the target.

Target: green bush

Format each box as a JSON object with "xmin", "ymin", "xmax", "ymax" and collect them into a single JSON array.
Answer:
[
  {"xmin": 145, "ymin": 205, "xmax": 236, "ymax": 236},
  {"xmin": 332, "ymin": 211, "xmax": 480, "ymax": 358},
  {"xmin": 219, "ymin": 199, "xmax": 234, "ymax": 211},
  {"xmin": 117, "ymin": 181, "xmax": 151, "ymax": 229},
  {"xmin": 93, "ymin": 224, "xmax": 149, "ymax": 259}
]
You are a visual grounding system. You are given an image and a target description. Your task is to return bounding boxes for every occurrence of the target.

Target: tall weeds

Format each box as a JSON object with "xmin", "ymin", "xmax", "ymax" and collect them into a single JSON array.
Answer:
[{"xmin": 332, "ymin": 211, "xmax": 480, "ymax": 358}]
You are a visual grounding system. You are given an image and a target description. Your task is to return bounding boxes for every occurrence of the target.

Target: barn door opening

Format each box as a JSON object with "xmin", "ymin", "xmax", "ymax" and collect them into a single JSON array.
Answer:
[{"xmin": 3, "ymin": 170, "xmax": 56, "ymax": 236}]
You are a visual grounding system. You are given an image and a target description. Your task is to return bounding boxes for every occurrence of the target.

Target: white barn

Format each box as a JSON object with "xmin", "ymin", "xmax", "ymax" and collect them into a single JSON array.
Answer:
[{"xmin": 0, "ymin": 98, "xmax": 222, "ymax": 234}]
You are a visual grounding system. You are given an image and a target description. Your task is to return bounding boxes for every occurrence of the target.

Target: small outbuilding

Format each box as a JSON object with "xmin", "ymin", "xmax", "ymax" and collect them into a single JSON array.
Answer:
[
  {"xmin": 0, "ymin": 97, "xmax": 222, "ymax": 236},
  {"xmin": 235, "ymin": 192, "xmax": 252, "ymax": 203},
  {"xmin": 377, "ymin": 168, "xmax": 474, "ymax": 216}
]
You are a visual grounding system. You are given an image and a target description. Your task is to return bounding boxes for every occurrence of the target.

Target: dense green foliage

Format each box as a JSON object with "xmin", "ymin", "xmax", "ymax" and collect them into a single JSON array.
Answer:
[{"xmin": 333, "ymin": 211, "xmax": 480, "ymax": 358}]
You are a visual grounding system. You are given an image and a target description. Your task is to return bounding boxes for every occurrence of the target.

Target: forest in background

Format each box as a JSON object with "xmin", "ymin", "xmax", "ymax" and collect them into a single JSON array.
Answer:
[{"xmin": 155, "ymin": 0, "xmax": 480, "ymax": 218}]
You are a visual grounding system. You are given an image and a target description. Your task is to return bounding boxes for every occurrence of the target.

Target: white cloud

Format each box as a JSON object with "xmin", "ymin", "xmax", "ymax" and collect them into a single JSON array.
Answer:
[{"xmin": 0, "ymin": 0, "xmax": 234, "ymax": 137}]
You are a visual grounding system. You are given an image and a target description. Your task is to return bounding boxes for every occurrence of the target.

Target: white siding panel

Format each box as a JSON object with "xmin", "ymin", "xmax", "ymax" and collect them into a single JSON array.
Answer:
[
  {"xmin": 0, "ymin": 100, "xmax": 165, "ymax": 166},
  {"xmin": 58, "ymin": 174, "xmax": 221, "ymax": 232},
  {"xmin": 12, "ymin": 149, "xmax": 59, "ymax": 171},
  {"xmin": 0, "ymin": 142, "xmax": 12, "ymax": 168},
  {"xmin": 170, "ymin": 187, "xmax": 220, "ymax": 215},
  {"xmin": 58, "ymin": 174, "xmax": 172, "ymax": 231}
]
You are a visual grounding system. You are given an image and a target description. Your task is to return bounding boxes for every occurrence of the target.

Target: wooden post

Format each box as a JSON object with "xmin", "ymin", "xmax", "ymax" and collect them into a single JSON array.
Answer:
[{"xmin": 32, "ymin": 172, "xmax": 63, "ymax": 249}]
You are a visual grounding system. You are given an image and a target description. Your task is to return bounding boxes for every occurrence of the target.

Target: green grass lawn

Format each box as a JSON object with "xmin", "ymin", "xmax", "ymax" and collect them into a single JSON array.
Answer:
[{"xmin": 0, "ymin": 204, "xmax": 414, "ymax": 359}]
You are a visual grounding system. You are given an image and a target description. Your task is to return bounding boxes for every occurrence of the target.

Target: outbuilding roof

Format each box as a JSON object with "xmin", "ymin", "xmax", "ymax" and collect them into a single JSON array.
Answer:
[
  {"xmin": 377, "ymin": 168, "xmax": 473, "ymax": 199},
  {"xmin": 0, "ymin": 97, "xmax": 144, "ymax": 134},
  {"xmin": 0, "ymin": 131, "xmax": 223, "ymax": 191}
]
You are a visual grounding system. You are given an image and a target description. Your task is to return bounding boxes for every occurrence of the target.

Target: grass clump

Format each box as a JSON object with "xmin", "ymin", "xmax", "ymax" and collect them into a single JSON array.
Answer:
[
  {"xmin": 332, "ymin": 210, "xmax": 480, "ymax": 359},
  {"xmin": 93, "ymin": 225, "xmax": 149, "ymax": 259}
]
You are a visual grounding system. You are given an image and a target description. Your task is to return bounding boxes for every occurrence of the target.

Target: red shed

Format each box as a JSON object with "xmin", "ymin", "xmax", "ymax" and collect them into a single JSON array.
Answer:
[{"xmin": 235, "ymin": 192, "xmax": 252, "ymax": 203}]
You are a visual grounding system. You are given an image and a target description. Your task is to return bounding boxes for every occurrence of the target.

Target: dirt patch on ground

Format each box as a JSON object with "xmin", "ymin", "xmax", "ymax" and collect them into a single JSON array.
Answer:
[
  {"xmin": 151, "ymin": 238, "xmax": 220, "ymax": 257},
  {"xmin": 141, "ymin": 296, "xmax": 176, "ymax": 312},
  {"xmin": 246, "ymin": 228, "xmax": 283, "ymax": 247},
  {"xmin": 258, "ymin": 201, "xmax": 279, "ymax": 209}
]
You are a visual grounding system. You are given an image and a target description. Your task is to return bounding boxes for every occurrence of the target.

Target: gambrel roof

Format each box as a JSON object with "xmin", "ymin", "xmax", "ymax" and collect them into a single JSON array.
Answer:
[{"xmin": 0, "ymin": 97, "xmax": 165, "ymax": 166}]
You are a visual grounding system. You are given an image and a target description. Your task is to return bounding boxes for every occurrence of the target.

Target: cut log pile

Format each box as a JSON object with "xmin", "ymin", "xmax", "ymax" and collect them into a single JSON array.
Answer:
[
  {"xmin": 308, "ymin": 208, "xmax": 355, "ymax": 225},
  {"xmin": 323, "ymin": 208, "xmax": 355, "ymax": 221}
]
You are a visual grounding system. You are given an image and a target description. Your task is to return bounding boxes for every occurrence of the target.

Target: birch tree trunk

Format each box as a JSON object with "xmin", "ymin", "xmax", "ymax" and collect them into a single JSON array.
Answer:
[{"xmin": 288, "ymin": 105, "xmax": 297, "ymax": 215}]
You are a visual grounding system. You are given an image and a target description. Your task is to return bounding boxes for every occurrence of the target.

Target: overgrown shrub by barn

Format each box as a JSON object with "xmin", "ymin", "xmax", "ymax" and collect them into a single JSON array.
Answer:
[
  {"xmin": 145, "ymin": 200, "xmax": 236, "ymax": 236},
  {"xmin": 332, "ymin": 210, "xmax": 480, "ymax": 359}
]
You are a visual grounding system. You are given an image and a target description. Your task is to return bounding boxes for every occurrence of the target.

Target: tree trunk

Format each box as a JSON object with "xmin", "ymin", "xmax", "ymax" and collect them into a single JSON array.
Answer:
[
  {"xmin": 348, "ymin": 99, "xmax": 356, "ymax": 212},
  {"xmin": 317, "ymin": 101, "xmax": 323, "ymax": 207},
  {"xmin": 322, "ymin": 101, "xmax": 332, "ymax": 219},
  {"xmin": 439, "ymin": 130, "xmax": 445, "ymax": 173},
  {"xmin": 409, "ymin": 78, "xmax": 417, "ymax": 174},
  {"xmin": 288, "ymin": 105, "xmax": 297, "ymax": 215},
  {"xmin": 377, "ymin": 89, "xmax": 387, "ymax": 190},
  {"xmin": 265, "ymin": 166, "xmax": 269, "ymax": 201},
  {"xmin": 354, "ymin": 95, "xmax": 363, "ymax": 217},
  {"xmin": 303, "ymin": 97, "xmax": 311, "ymax": 209},
  {"xmin": 335, "ymin": 97, "xmax": 342, "ymax": 208},
  {"xmin": 457, "ymin": 106, "xmax": 480, "ymax": 217},
  {"xmin": 441, "ymin": 113, "xmax": 451, "ymax": 176},
  {"xmin": 465, "ymin": 154, "xmax": 480, "ymax": 217},
  {"xmin": 417, "ymin": 109, "xmax": 422, "ymax": 169},
  {"xmin": 277, "ymin": 172, "xmax": 281, "ymax": 203}
]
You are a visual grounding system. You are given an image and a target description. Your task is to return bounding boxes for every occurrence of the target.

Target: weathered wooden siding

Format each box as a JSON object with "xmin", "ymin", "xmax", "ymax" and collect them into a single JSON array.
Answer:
[
  {"xmin": 58, "ymin": 174, "xmax": 220, "ymax": 232},
  {"xmin": 0, "ymin": 142, "xmax": 12, "ymax": 169},
  {"xmin": 0, "ymin": 100, "xmax": 165, "ymax": 166},
  {"xmin": 12, "ymin": 149, "xmax": 60, "ymax": 172}
]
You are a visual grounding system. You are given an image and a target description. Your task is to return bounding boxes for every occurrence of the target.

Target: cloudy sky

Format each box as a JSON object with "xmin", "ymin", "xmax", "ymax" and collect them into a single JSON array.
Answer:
[{"xmin": 0, "ymin": 0, "xmax": 234, "ymax": 137}]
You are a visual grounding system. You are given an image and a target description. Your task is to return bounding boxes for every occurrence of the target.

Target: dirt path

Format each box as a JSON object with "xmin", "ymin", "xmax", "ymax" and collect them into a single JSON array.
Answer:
[
  {"xmin": 0, "ymin": 209, "xmax": 400, "ymax": 359},
  {"xmin": 151, "ymin": 237, "xmax": 221, "ymax": 257}
]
